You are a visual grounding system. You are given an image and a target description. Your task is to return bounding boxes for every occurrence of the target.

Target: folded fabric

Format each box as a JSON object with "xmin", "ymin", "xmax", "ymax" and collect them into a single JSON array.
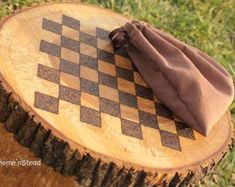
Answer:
[{"xmin": 109, "ymin": 21, "xmax": 234, "ymax": 136}]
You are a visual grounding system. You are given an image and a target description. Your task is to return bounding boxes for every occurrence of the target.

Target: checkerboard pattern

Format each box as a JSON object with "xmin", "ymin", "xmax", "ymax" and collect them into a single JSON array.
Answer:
[{"xmin": 35, "ymin": 15, "xmax": 195, "ymax": 151}]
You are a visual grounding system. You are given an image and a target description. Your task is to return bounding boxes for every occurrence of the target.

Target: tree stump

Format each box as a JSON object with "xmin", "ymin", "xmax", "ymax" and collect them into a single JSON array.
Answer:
[
  {"xmin": 0, "ymin": 123, "xmax": 80, "ymax": 187},
  {"xmin": 0, "ymin": 3, "xmax": 233, "ymax": 187}
]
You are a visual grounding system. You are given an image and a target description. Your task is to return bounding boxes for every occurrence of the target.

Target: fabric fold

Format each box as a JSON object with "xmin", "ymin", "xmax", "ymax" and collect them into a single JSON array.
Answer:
[{"xmin": 109, "ymin": 21, "xmax": 234, "ymax": 136}]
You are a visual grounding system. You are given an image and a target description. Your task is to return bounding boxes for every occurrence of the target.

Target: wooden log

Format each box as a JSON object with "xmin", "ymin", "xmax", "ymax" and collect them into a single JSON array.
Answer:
[
  {"xmin": 0, "ymin": 123, "xmax": 80, "ymax": 187},
  {"xmin": 0, "ymin": 3, "xmax": 233, "ymax": 186}
]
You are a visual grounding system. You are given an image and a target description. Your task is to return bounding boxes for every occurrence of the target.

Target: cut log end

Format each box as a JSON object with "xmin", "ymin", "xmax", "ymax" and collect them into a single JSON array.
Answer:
[{"xmin": 0, "ymin": 82, "xmax": 233, "ymax": 185}]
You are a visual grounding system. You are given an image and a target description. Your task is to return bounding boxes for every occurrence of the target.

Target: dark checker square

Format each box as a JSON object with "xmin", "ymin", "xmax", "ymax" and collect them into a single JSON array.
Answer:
[
  {"xmin": 135, "ymin": 84, "xmax": 153, "ymax": 100},
  {"xmin": 175, "ymin": 121, "xmax": 195, "ymax": 140},
  {"xmin": 121, "ymin": 119, "xmax": 143, "ymax": 139},
  {"xmin": 80, "ymin": 54, "xmax": 97, "ymax": 70},
  {"xmin": 100, "ymin": 98, "xmax": 120, "ymax": 117},
  {"xmin": 80, "ymin": 32, "xmax": 97, "ymax": 47},
  {"xmin": 62, "ymin": 15, "xmax": 80, "ymax": 30},
  {"xmin": 40, "ymin": 40, "xmax": 61, "ymax": 57},
  {"xmin": 42, "ymin": 18, "xmax": 62, "ymax": 34},
  {"xmin": 59, "ymin": 85, "xmax": 80, "ymax": 105},
  {"xmin": 155, "ymin": 103, "xmax": 174, "ymax": 119},
  {"xmin": 80, "ymin": 106, "xmax": 101, "ymax": 127},
  {"xmin": 34, "ymin": 92, "xmax": 59, "ymax": 114},
  {"xmin": 114, "ymin": 47, "xmax": 129, "ymax": 58},
  {"xmin": 60, "ymin": 59, "xmax": 80, "ymax": 77},
  {"xmin": 139, "ymin": 111, "xmax": 158, "ymax": 129},
  {"xmin": 99, "ymin": 72, "xmax": 117, "ymax": 89},
  {"xmin": 119, "ymin": 91, "xmax": 137, "ymax": 108},
  {"xmin": 80, "ymin": 78, "xmax": 99, "ymax": 96},
  {"xmin": 160, "ymin": 130, "xmax": 181, "ymax": 151},
  {"xmin": 97, "ymin": 49, "xmax": 114, "ymax": 64},
  {"xmin": 96, "ymin": 27, "xmax": 110, "ymax": 42},
  {"xmin": 132, "ymin": 63, "xmax": 138, "ymax": 72},
  {"xmin": 37, "ymin": 64, "xmax": 60, "ymax": 83},
  {"xmin": 61, "ymin": 36, "xmax": 80, "ymax": 53},
  {"xmin": 116, "ymin": 66, "xmax": 134, "ymax": 82}
]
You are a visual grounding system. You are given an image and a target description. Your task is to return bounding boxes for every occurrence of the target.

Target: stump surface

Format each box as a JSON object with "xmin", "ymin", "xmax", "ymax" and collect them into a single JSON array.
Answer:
[{"xmin": 0, "ymin": 3, "xmax": 233, "ymax": 186}]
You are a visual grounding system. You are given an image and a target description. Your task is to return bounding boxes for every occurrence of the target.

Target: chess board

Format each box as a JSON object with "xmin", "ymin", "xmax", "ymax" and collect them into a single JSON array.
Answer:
[
  {"xmin": 35, "ymin": 14, "xmax": 196, "ymax": 152},
  {"xmin": 0, "ymin": 3, "xmax": 233, "ymax": 186}
]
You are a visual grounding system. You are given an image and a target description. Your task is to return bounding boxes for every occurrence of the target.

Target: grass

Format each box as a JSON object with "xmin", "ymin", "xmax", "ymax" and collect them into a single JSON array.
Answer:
[{"xmin": 0, "ymin": 0, "xmax": 234, "ymax": 186}]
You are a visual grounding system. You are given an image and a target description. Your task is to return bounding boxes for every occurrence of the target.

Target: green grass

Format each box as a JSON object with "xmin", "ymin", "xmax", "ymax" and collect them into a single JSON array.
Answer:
[{"xmin": 0, "ymin": 0, "xmax": 234, "ymax": 186}]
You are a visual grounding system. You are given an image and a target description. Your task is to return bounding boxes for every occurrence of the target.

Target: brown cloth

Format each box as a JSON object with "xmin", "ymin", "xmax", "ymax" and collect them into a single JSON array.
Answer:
[{"xmin": 109, "ymin": 21, "xmax": 234, "ymax": 136}]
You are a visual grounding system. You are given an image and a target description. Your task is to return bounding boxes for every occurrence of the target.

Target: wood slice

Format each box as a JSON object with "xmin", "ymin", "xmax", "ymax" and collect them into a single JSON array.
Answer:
[{"xmin": 0, "ymin": 3, "xmax": 233, "ymax": 186}]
